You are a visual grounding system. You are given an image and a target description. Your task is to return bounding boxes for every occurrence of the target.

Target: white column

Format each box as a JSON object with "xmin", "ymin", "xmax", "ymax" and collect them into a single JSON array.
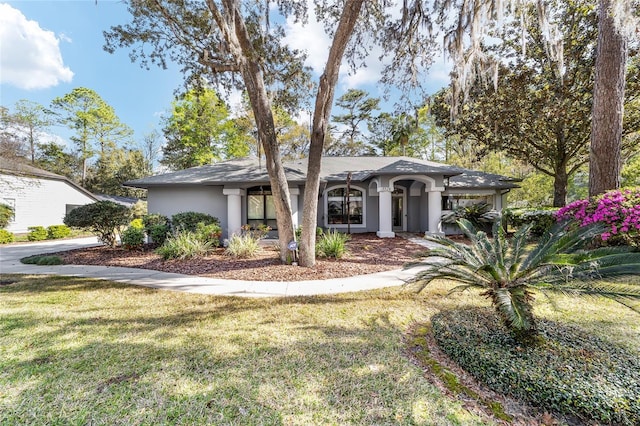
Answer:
[
  {"xmin": 289, "ymin": 187, "xmax": 300, "ymax": 228},
  {"xmin": 427, "ymin": 190, "xmax": 444, "ymax": 235},
  {"xmin": 377, "ymin": 186, "xmax": 395, "ymax": 238},
  {"xmin": 223, "ymin": 188, "xmax": 245, "ymax": 238}
]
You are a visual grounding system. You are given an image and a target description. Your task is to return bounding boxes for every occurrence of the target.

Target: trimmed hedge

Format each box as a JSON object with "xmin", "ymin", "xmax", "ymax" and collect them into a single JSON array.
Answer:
[
  {"xmin": 27, "ymin": 226, "xmax": 48, "ymax": 241},
  {"xmin": 142, "ymin": 214, "xmax": 171, "ymax": 245},
  {"xmin": 21, "ymin": 255, "xmax": 64, "ymax": 265},
  {"xmin": 503, "ymin": 208, "xmax": 558, "ymax": 236},
  {"xmin": 432, "ymin": 308, "xmax": 640, "ymax": 425},
  {"xmin": 171, "ymin": 212, "xmax": 219, "ymax": 233},
  {"xmin": 0, "ymin": 203, "xmax": 13, "ymax": 228},
  {"xmin": 121, "ymin": 226, "xmax": 145, "ymax": 250},
  {"xmin": 47, "ymin": 224, "xmax": 71, "ymax": 239},
  {"xmin": 0, "ymin": 229, "xmax": 14, "ymax": 244}
]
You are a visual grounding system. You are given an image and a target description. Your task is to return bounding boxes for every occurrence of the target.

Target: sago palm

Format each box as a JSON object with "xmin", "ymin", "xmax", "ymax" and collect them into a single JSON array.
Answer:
[{"xmin": 406, "ymin": 219, "xmax": 640, "ymax": 339}]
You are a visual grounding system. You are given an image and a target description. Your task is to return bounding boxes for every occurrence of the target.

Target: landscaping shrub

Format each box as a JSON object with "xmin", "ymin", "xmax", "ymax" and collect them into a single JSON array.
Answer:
[
  {"xmin": 503, "ymin": 208, "xmax": 558, "ymax": 236},
  {"xmin": 316, "ymin": 229, "xmax": 350, "ymax": 258},
  {"xmin": 432, "ymin": 308, "xmax": 640, "ymax": 425},
  {"xmin": 155, "ymin": 232, "xmax": 211, "ymax": 260},
  {"xmin": 195, "ymin": 222, "xmax": 222, "ymax": 246},
  {"xmin": 556, "ymin": 187, "xmax": 640, "ymax": 247},
  {"xmin": 129, "ymin": 218, "xmax": 144, "ymax": 230},
  {"xmin": 64, "ymin": 201, "xmax": 132, "ymax": 247},
  {"xmin": 27, "ymin": 226, "xmax": 48, "ymax": 241},
  {"xmin": 295, "ymin": 225, "xmax": 324, "ymax": 240},
  {"xmin": 142, "ymin": 214, "xmax": 171, "ymax": 245},
  {"xmin": 0, "ymin": 229, "xmax": 15, "ymax": 244},
  {"xmin": 0, "ymin": 203, "xmax": 14, "ymax": 228},
  {"xmin": 142, "ymin": 213, "xmax": 170, "ymax": 229},
  {"xmin": 441, "ymin": 202, "xmax": 500, "ymax": 231},
  {"xmin": 46, "ymin": 224, "xmax": 71, "ymax": 239},
  {"xmin": 148, "ymin": 224, "xmax": 171, "ymax": 245},
  {"xmin": 121, "ymin": 226, "xmax": 145, "ymax": 250},
  {"xmin": 225, "ymin": 233, "xmax": 260, "ymax": 258},
  {"xmin": 171, "ymin": 212, "xmax": 219, "ymax": 233},
  {"xmin": 21, "ymin": 255, "xmax": 64, "ymax": 265}
]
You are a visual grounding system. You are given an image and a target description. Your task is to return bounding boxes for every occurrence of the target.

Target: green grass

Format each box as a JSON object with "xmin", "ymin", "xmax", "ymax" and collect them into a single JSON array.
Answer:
[
  {"xmin": 1, "ymin": 275, "xmax": 638, "ymax": 425},
  {"xmin": 0, "ymin": 276, "xmax": 489, "ymax": 425}
]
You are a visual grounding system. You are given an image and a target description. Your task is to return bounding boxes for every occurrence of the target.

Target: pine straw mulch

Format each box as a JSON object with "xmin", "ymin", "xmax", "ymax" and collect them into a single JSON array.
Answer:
[{"xmin": 56, "ymin": 233, "xmax": 429, "ymax": 282}]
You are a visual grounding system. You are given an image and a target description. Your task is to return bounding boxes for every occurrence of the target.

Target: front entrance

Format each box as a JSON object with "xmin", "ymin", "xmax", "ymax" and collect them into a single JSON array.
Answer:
[{"xmin": 392, "ymin": 188, "xmax": 406, "ymax": 232}]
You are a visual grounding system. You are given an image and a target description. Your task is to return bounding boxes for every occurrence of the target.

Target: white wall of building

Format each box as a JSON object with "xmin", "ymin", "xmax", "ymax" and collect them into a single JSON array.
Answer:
[{"xmin": 0, "ymin": 174, "xmax": 96, "ymax": 233}]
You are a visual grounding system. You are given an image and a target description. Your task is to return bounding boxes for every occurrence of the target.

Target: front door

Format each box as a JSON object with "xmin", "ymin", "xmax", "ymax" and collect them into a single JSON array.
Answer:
[{"xmin": 392, "ymin": 188, "xmax": 405, "ymax": 232}]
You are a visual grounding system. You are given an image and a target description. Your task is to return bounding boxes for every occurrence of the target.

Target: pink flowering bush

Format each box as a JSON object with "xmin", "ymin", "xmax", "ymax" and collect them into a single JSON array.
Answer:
[{"xmin": 555, "ymin": 187, "xmax": 640, "ymax": 247}]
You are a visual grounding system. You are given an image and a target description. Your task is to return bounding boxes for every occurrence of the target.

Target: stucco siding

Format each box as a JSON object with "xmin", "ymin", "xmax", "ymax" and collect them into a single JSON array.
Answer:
[
  {"xmin": 1, "ymin": 174, "xmax": 95, "ymax": 233},
  {"xmin": 147, "ymin": 185, "xmax": 227, "ymax": 233}
]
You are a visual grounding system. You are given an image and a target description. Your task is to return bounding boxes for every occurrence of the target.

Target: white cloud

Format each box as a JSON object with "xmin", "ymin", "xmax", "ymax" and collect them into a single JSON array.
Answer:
[
  {"xmin": 0, "ymin": 3, "xmax": 73, "ymax": 89},
  {"xmin": 282, "ymin": 7, "xmax": 332, "ymax": 73}
]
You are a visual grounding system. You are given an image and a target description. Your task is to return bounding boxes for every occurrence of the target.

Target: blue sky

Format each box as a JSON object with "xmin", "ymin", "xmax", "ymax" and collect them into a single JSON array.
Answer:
[{"xmin": 0, "ymin": 1, "xmax": 451, "ymax": 148}]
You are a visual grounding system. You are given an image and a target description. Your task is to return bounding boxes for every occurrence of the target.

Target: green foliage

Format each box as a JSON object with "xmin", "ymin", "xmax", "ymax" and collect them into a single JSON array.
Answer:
[
  {"xmin": 129, "ymin": 218, "xmax": 144, "ymax": 229},
  {"xmin": 142, "ymin": 213, "xmax": 171, "ymax": 245},
  {"xmin": 142, "ymin": 213, "xmax": 170, "ymax": 228},
  {"xmin": 225, "ymin": 233, "xmax": 261, "ymax": 258},
  {"xmin": 147, "ymin": 224, "xmax": 170, "ymax": 246},
  {"xmin": 85, "ymin": 148, "xmax": 148, "ymax": 198},
  {"xmin": 503, "ymin": 208, "xmax": 558, "ymax": 236},
  {"xmin": 155, "ymin": 232, "xmax": 211, "ymax": 260},
  {"xmin": 441, "ymin": 202, "xmax": 499, "ymax": 231},
  {"xmin": 0, "ymin": 203, "xmax": 14, "ymax": 228},
  {"xmin": 432, "ymin": 308, "xmax": 640, "ymax": 425},
  {"xmin": 121, "ymin": 226, "xmax": 145, "ymax": 250},
  {"xmin": 35, "ymin": 142, "xmax": 81, "ymax": 182},
  {"xmin": 0, "ymin": 229, "xmax": 15, "ymax": 244},
  {"xmin": 171, "ymin": 211, "xmax": 219, "ymax": 233},
  {"xmin": 195, "ymin": 222, "xmax": 222, "ymax": 247},
  {"xmin": 21, "ymin": 255, "xmax": 64, "ymax": 265},
  {"xmin": 295, "ymin": 225, "xmax": 323, "ymax": 240},
  {"xmin": 328, "ymin": 89, "xmax": 379, "ymax": 155},
  {"xmin": 160, "ymin": 88, "xmax": 249, "ymax": 170},
  {"xmin": 131, "ymin": 200, "xmax": 147, "ymax": 218},
  {"xmin": 46, "ymin": 225, "xmax": 71, "ymax": 239},
  {"xmin": 27, "ymin": 226, "xmax": 48, "ymax": 241},
  {"xmin": 316, "ymin": 230, "xmax": 350, "ymax": 259},
  {"xmin": 51, "ymin": 87, "xmax": 133, "ymax": 184},
  {"xmin": 64, "ymin": 201, "xmax": 131, "ymax": 247},
  {"xmin": 407, "ymin": 219, "xmax": 640, "ymax": 339}
]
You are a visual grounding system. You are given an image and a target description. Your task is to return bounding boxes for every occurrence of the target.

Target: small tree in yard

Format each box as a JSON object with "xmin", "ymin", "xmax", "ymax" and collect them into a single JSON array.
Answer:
[
  {"xmin": 64, "ymin": 201, "xmax": 131, "ymax": 247},
  {"xmin": 407, "ymin": 219, "xmax": 640, "ymax": 341}
]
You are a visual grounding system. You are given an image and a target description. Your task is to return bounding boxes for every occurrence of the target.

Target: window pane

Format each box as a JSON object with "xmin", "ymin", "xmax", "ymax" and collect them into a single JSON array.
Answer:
[
  {"xmin": 327, "ymin": 188, "xmax": 344, "ymax": 197},
  {"xmin": 248, "ymin": 195, "xmax": 264, "ymax": 220},
  {"xmin": 266, "ymin": 195, "xmax": 276, "ymax": 219}
]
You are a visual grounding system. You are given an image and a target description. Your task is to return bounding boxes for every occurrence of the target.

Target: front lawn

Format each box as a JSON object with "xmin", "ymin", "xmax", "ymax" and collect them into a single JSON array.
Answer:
[{"xmin": 1, "ymin": 275, "xmax": 638, "ymax": 425}]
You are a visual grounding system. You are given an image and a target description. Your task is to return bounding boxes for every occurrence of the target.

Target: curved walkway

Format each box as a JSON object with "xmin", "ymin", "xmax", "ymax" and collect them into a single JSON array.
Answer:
[{"xmin": 0, "ymin": 237, "xmax": 433, "ymax": 298}]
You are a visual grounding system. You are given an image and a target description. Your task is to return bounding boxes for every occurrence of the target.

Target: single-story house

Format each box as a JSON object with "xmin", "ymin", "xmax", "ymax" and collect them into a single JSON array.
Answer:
[
  {"xmin": 0, "ymin": 157, "xmax": 98, "ymax": 233},
  {"xmin": 126, "ymin": 156, "xmax": 519, "ymax": 239}
]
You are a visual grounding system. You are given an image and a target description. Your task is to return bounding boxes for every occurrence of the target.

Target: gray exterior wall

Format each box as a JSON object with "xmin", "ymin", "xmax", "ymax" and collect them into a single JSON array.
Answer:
[{"xmin": 148, "ymin": 185, "xmax": 228, "ymax": 234}]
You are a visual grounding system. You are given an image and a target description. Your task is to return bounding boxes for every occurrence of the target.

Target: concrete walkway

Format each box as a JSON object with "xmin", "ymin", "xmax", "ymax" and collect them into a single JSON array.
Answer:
[{"xmin": 0, "ymin": 236, "xmax": 434, "ymax": 298}]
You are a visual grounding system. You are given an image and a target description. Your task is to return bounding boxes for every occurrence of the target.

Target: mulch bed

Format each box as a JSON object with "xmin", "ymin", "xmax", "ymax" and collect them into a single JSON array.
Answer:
[{"xmin": 56, "ymin": 233, "xmax": 429, "ymax": 282}]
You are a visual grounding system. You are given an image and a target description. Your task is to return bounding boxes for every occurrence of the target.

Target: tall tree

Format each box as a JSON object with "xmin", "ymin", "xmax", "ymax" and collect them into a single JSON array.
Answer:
[
  {"xmin": 330, "ymin": 89, "xmax": 379, "ymax": 155},
  {"xmin": 588, "ymin": 0, "xmax": 631, "ymax": 196},
  {"xmin": 431, "ymin": 0, "xmax": 639, "ymax": 207},
  {"xmin": 105, "ymin": 0, "xmax": 373, "ymax": 265},
  {"xmin": 11, "ymin": 100, "xmax": 52, "ymax": 163},
  {"xmin": 86, "ymin": 147, "xmax": 149, "ymax": 197},
  {"xmin": 51, "ymin": 88, "xmax": 132, "ymax": 185},
  {"xmin": 35, "ymin": 142, "xmax": 81, "ymax": 181},
  {"xmin": 139, "ymin": 129, "xmax": 163, "ymax": 175},
  {"xmin": 161, "ymin": 87, "xmax": 248, "ymax": 170}
]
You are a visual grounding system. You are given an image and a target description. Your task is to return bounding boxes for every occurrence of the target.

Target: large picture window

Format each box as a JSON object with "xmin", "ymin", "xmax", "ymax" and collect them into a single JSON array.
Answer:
[
  {"xmin": 326, "ymin": 186, "xmax": 364, "ymax": 226},
  {"xmin": 247, "ymin": 187, "xmax": 277, "ymax": 230}
]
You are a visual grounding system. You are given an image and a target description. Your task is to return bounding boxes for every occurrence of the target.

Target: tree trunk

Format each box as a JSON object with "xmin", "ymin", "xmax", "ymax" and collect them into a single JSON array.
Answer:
[
  {"xmin": 552, "ymin": 166, "xmax": 568, "ymax": 207},
  {"xmin": 225, "ymin": 0, "xmax": 294, "ymax": 261},
  {"xmin": 589, "ymin": 0, "xmax": 627, "ymax": 197},
  {"xmin": 299, "ymin": 0, "xmax": 365, "ymax": 267}
]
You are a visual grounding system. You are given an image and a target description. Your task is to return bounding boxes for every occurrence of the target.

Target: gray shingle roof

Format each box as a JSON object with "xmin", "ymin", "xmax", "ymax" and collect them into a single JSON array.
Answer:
[{"xmin": 125, "ymin": 156, "xmax": 519, "ymax": 190}]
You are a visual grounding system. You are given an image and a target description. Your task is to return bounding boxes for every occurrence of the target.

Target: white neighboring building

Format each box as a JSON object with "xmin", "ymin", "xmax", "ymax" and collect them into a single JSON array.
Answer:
[{"xmin": 0, "ymin": 157, "xmax": 97, "ymax": 233}]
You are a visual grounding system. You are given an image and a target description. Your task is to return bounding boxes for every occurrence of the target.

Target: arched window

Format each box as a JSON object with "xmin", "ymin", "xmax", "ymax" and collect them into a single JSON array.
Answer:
[{"xmin": 325, "ymin": 186, "xmax": 365, "ymax": 226}]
